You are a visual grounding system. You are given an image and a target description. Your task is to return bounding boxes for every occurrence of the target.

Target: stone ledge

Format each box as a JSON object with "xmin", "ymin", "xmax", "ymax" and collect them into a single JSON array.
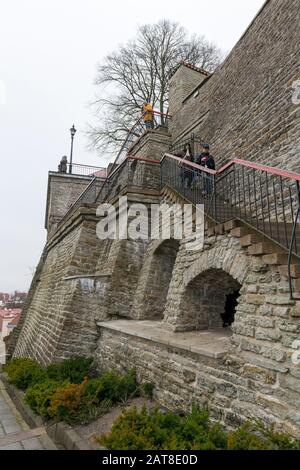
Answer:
[
  {"xmin": 47, "ymin": 423, "xmax": 101, "ymax": 450},
  {"xmin": 97, "ymin": 319, "xmax": 231, "ymax": 359},
  {"xmin": 63, "ymin": 273, "xmax": 112, "ymax": 281}
]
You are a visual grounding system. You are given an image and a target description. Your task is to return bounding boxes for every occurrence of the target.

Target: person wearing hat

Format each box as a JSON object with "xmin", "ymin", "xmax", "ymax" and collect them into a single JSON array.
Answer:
[
  {"xmin": 142, "ymin": 97, "xmax": 154, "ymax": 130},
  {"xmin": 196, "ymin": 144, "xmax": 215, "ymax": 194}
]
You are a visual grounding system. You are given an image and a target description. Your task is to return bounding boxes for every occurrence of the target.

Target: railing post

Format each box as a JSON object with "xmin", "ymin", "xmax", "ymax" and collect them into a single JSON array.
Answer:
[
  {"xmin": 191, "ymin": 133, "xmax": 195, "ymax": 157},
  {"xmin": 288, "ymin": 181, "xmax": 300, "ymax": 300},
  {"xmin": 213, "ymin": 175, "xmax": 217, "ymax": 220}
]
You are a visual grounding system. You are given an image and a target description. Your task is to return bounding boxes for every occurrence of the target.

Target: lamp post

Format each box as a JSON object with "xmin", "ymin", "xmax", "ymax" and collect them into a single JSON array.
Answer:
[{"xmin": 69, "ymin": 124, "xmax": 77, "ymax": 174}]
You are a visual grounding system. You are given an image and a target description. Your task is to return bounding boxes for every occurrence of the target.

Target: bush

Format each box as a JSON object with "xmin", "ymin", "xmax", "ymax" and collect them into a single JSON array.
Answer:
[
  {"xmin": 24, "ymin": 379, "xmax": 66, "ymax": 418},
  {"xmin": 98, "ymin": 405, "xmax": 300, "ymax": 451},
  {"xmin": 47, "ymin": 377, "xmax": 89, "ymax": 423},
  {"xmin": 227, "ymin": 422, "xmax": 300, "ymax": 451},
  {"xmin": 83, "ymin": 369, "xmax": 139, "ymax": 405},
  {"xmin": 143, "ymin": 383, "xmax": 154, "ymax": 398},
  {"xmin": 46, "ymin": 357, "xmax": 93, "ymax": 384},
  {"xmin": 15, "ymin": 361, "xmax": 140, "ymax": 424},
  {"xmin": 4, "ymin": 358, "xmax": 47, "ymax": 390}
]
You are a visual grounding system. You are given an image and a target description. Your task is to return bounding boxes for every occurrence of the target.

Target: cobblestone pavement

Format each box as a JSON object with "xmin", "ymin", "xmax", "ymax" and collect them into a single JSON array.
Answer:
[{"xmin": 0, "ymin": 381, "xmax": 57, "ymax": 450}]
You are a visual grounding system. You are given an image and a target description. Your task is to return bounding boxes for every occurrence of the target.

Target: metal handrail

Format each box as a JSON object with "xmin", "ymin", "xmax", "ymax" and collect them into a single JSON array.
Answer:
[
  {"xmin": 288, "ymin": 182, "xmax": 300, "ymax": 299},
  {"xmin": 161, "ymin": 153, "xmax": 300, "ymax": 180},
  {"xmin": 57, "ymin": 176, "xmax": 98, "ymax": 228},
  {"xmin": 161, "ymin": 152, "xmax": 300, "ymax": 299},
  {"xmin": 64, "ymin": 162, "xmax": 106, "ymax": 177},
  {"xmin": 95, "ymin": 110, "xmax": 170, "ymax": 203}
]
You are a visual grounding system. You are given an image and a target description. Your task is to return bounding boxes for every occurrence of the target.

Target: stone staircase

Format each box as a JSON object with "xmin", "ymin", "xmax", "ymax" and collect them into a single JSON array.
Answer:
[{"xmin": 161, "ymin": 184, "xmax": 300, "ymax": 296}]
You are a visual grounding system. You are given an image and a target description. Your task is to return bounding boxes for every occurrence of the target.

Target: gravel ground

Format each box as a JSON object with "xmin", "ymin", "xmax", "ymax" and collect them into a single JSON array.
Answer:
[{"xmin": 74, "ymin": 397, "xmax": 155, "ymax": 447}]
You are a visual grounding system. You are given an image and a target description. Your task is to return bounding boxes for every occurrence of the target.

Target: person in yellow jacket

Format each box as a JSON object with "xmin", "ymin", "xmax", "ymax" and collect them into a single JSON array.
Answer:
[{"xmin": 142, "ymin": 98, "xmax": 154, "ymax": 129}]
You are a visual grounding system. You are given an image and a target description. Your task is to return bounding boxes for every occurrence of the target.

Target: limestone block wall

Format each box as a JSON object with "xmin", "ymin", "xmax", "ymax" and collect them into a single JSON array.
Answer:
[
  {"xmin": 96, "ymin": 230, "xmax": 300, "ymax": 437},
  {"xmin": 106, "ymin": 160, "xmax": 161, "ymax": 202},
  {"xmin": 169, "ymin": 64, "xmax": 209, "ymax": 116},
  {"xmin": 45, "ymin": 173, "xmax": 95, "ymax": 237},
  {"xmin": 13, "ymin": 208, "xmax": 113, "ymax": 363},
  {"xmin": 129, "ymin": 128, "xmax": 171, "ymax": 160},
  {"xmin": 12, "ymin": 187, "xmax": 162, "ymax": 362},
  {"xmin": 130, "ymin": 239, "xmax": 180, "ymax": 320},
  {"xmin": 170, "ymin": 0, "xmax": 300, "ymax": 171}
]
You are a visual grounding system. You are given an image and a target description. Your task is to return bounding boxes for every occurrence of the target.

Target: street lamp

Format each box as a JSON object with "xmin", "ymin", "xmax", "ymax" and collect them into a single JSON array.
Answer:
[{"xmin": 69, "ymin": 124, "xmax": 77, "ymax": 174}]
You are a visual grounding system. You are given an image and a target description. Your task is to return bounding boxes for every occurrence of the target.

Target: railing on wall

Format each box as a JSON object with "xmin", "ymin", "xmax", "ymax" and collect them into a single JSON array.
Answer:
[
  {"xmin": 56, "ymin": 176, "xmax": 104, "ymax": 229},
  {"xmin": 61, "ymin": 162, "xmax": 107, "ymax": 177},
  {"xmin": 56, "ymin": 110, "xmax": 170, "ymax": 230},
  {"xmin": 56, "ymin": 156, "xmax": 160, "ymax": 229},
  {"xmin": 161, "ymin": 153, "xmax": 300, "ymax": 298},
  {"xmin": 95, "ymin": 156, "xmax": 161, "ymax": 203},
  {"xmin": 95, "ymin": 110, "xmax": 171, "ymax": 204}
]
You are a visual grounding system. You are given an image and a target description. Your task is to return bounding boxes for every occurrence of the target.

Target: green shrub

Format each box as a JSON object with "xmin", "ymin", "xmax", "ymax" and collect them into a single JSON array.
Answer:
[
  {"xmin": 24, "ymin": 380, "xmax": 65, "ymax": 418},
  {"xmin": 18, "ymin": 363, "xmax": 140, "ymax": 424},
  {"xmin": 83, "ymin": 369, "xmax": 139, "ymax": 405},
  {"xmin": 227, "ymin": 421, "xmax": 300, "ymax": 451},
  {"xmin": 143, "ymin": 383, "xmax": 154, "ymax": 398},
  {"xmin": 46, "ymin": 357, "xmax": 93, "ymax": 384},
  {"xmin": 98, "ymin": 405, "xmax": 300, "ymax": 451},
  {"xmin": 4, "ymin": 358, "xmax": 47, "ymax": 390},
  {"xmin": 47, "ymin": 377, "xmax": 89, "ymax": 423}
]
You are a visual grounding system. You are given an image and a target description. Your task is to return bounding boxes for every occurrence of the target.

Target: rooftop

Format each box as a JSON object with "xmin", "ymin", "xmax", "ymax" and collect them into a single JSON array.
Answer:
[{"xmin": 169, "ymin": 60, "xmax": 212, "ymax": 79}]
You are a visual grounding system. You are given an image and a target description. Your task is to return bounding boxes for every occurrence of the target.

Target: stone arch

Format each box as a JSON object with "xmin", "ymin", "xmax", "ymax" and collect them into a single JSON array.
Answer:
[
  {"xmin": 179, "ymin": 268, "xmax": 242, "ymax": 331},
  {"xmin": 131, "ymin": 238, "xmax": 180, "ymax": 320},
  {"xmin": 163, "ymin": 239, "xmax": 250, "ymax": 331}
]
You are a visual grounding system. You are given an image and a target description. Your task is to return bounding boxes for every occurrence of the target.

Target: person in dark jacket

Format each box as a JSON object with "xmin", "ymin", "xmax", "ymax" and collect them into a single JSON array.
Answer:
[
  {"xmin": 196, "ymin": 143, "xmax": 215, "ymax": 194},
  {"xmin": 180, "ymin": 143, "xmax": 194, "ymax": 189}
]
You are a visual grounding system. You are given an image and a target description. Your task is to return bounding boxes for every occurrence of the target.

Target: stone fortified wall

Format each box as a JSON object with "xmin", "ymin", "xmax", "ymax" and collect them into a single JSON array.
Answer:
[
  {"xmin": 170, "ymin": 0, "xmax": 300, "ymax": 171},
  {"xmin": 45, "ymin": 172, "xmax": 104, "ymax": 238},
  {"xmin": 10, "ymin": 0, "xmax": 300, "ymax": 437}
]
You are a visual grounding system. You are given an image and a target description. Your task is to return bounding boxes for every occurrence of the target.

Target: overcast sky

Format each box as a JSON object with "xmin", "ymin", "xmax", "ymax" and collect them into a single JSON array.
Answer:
[{"xmin": 0, "ymin": 0, "xmax": 265, "ymax": 292}]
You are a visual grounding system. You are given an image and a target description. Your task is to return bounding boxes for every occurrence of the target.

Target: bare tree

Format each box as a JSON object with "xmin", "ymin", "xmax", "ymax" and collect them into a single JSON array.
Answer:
[{"xmin": 89, "ymin": 20, "xmax": 223, "ymax": 157}]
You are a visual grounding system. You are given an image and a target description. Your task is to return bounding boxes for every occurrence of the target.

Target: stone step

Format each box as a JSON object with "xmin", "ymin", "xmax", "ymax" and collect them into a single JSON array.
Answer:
[
  {"xmin": 206, "ymin": 226, "xmax": 215, "ymax": 237},
  {"xmin": 214, "ymin": 224, "xmax": 224, "ymax": 235},
  {"xmin": 240, "ymin": 234, "xmax": 262, "ymax": 247},
  {"xmin": 293, "ymin": 278, "xmax": 300, "ymax": 292},
  {"xmin": 278, "ymin": 264, "xmax": 300, "ymax": 279},
  {"xmin": 224, "ymin": 220, "xmax": 241, "ymax": 232},
  {"xmin": 248, "ymin": 242, "xmax": 281, "ymax": 256},
  {"xmin": 262, "ymin": 253, "xmax": 289, "ymax": 265},
  {"xmin": 230, "ymin": 226, "xmax": 251, "ymax": 238}
]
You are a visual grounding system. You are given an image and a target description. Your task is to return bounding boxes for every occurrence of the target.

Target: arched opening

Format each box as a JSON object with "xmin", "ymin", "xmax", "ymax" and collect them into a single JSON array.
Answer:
[
  {"xmin": 179, "ymin": 268, "xmax": 241, "ymax": 331},
  {"xmin": 145, "ymin": 239, "xmax": 180, "ymax": 319}
]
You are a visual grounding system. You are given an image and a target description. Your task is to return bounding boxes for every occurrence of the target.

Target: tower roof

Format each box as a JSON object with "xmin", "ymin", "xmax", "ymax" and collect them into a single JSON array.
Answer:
[{"xmin": 169, "ymin": 60, "xmax": 212, "ymax": 79}]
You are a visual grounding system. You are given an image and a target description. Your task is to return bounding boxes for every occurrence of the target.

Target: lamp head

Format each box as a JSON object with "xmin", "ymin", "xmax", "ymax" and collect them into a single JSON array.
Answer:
[{"xmin": 70, "ymin": 124, "xmax": 77, "ymax": 137}]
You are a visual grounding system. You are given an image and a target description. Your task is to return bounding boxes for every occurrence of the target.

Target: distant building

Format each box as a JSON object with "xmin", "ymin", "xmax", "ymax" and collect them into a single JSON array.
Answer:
[
  {"xmin": 0, "ymin": 308, "xmax": 22, "ymax": 337},
  {"xmin": 0, "ymin": 293, "xmax": 10, "ymax": 306},
  {"xmin": 1, "ymin": 291, "xmax": 27, "ymax": 309},
  {"xmin": 0, "ymin": 308, "xmax": 22, "ymax": 364}
]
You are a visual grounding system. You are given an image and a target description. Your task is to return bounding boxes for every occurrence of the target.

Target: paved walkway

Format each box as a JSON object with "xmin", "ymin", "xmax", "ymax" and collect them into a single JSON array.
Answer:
[{"xmin": 0, "ymin": 381, "xmax": 57, "ymax": 450}]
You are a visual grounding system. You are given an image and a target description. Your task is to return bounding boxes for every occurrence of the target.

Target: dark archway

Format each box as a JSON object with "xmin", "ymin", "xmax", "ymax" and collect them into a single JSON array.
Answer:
[
  {"xmin": 180, "ymin": 268, "xmax": 241, "ymax": 331},
  {"xmin": 222, "ymin": 290, "xmax": 240, "ymax": 327},
  {"xmin": 146, "ymin": 239, "xmax": 180, "ymax": 319}
]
